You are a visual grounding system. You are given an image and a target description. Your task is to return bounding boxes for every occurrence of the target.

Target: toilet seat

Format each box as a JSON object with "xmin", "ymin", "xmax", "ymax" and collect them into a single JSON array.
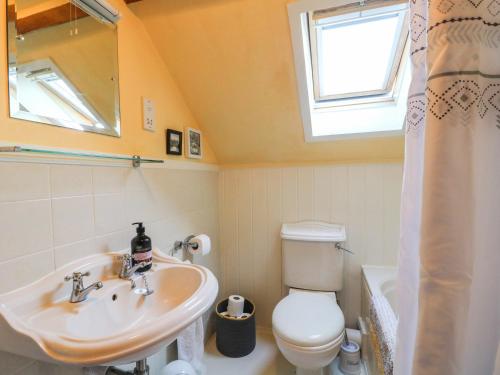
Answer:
[{"xmin": 272, "ymin": 291, "xmax": 345, "ymax": 347}]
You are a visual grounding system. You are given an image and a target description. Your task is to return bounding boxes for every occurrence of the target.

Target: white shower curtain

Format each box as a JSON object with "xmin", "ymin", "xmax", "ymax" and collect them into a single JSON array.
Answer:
[{"xmin": 395, "ymin": 0, "xmax": 500, "ymax": 372}]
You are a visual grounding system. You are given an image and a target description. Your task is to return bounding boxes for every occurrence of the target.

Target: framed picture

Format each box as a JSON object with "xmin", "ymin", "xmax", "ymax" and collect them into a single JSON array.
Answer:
[
  {"xmin": 186, "ymin": 128, "xmax": 202, "ymax": 159},
  {"xmin": 166, "ymin": 129, "xmax": 183, "ymax": 155}
]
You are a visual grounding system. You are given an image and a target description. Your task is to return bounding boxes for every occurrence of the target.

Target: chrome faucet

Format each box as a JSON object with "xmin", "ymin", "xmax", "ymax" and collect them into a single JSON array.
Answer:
[
  {"xmin": 64, "ymin": 271, "xmax": 103, "ymax": 303},
  {"xmin": 119, "ymin": 254, "xmax": 147, "ymax": 280}
]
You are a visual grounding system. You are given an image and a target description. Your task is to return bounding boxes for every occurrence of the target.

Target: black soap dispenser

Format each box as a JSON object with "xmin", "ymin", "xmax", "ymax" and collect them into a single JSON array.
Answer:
[{"xmin": 131, "ymin": 222, "xmax": 152, "ymax": 272}]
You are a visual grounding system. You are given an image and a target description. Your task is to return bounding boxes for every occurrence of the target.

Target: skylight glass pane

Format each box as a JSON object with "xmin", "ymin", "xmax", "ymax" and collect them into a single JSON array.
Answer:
[{"xmin": 317, "ymin": 13, "xmax": 400, "ymax": 98}]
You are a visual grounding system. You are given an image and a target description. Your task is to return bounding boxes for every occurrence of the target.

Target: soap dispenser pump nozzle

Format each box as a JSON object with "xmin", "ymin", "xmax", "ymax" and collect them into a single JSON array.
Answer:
[{"xmin": 132, "ymin": 222, "xmax": 145, "ymax": 234}]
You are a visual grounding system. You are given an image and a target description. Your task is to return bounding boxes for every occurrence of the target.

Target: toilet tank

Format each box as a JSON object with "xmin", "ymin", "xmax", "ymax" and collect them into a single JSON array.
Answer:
[{"xmin": 281, "ymin": 221, "xmax": 346, "ymax": 292}]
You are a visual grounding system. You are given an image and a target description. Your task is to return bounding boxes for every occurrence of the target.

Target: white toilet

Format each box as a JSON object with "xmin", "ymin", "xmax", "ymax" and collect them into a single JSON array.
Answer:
[{"xmin": 272, "ymin": 221, "xmax": 347, "ymax": 375}]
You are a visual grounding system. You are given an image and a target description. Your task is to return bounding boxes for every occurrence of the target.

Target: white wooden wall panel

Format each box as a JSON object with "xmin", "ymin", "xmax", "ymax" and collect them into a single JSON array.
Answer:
[
  {"xmin": 266, "ymin": 169, "xmax": 283, "ymax": 325},
  {"xmin": 219, "ymin": 163, "xmax": 403, "ymax": 327},
  {"xmin": 297, "ymin": 167, "xmax": 314, "ymax": 221},
  {"xmin": 282, "ymin": 168, "xmax": 298, "ymax": 223},
  {"xmin": 237, "ymin": 170, "xmax": 253, "ymax": 301},
  {"xmin": 313, "ymin": 167, "xmax": 332, "ymax": 222},
  {"xmin": 251, "ymin": 169, "xmax": 268, "ymax": 319}
]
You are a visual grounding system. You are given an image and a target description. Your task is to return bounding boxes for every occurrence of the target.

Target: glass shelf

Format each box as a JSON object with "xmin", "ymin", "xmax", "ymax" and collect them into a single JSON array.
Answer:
[{"xmin": 0, "ymin": 146, "xmax": 164, "ymax": 168}]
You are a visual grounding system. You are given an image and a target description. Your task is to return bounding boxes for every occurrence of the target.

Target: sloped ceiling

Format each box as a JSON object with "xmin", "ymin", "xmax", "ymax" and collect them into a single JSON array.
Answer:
[{"xmin": 130, "ymin": 0, "xmax": 404, "ymax": 165}]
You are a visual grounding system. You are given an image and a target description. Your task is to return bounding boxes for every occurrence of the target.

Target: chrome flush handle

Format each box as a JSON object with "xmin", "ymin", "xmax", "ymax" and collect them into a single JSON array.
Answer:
[{"xmin": 335, "ymin": 242, "xmax": 355, "ymax": 255}]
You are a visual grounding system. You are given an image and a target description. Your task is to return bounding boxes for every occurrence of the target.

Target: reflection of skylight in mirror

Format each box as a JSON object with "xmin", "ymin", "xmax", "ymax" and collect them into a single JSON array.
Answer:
[
  {"xmin": 317, "ymin": 14, "xmax": 400, "ymax": 97},
  {"xmin": 10, "ymin": 61, "xmax": 106, "ymax": 130},
  {"xmin": 44, "ymin": 77, "xmax": 97, "ymax": 121}
]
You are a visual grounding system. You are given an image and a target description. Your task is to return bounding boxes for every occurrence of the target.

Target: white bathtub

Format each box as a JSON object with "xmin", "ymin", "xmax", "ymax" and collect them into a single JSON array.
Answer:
[
  {"xmin": 361, "ymin": 265, "xmax": 398, "ymax": 316},
  {"xmin": 360, "ymin": 265, "xmax": 398, "ymax": 375}
]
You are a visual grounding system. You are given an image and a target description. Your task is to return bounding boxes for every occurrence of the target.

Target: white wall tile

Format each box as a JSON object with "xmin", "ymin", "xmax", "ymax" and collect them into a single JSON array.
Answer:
[
  {"xmin": 0, "ymin": 162, "xmax": 50, "ymax": 202},
  {"xmin": 52, "ymin": 196, "xmax": 94, "ymax": 246},
  {"xmin": 0, "ymin": 250, "xmax": 54, "ymax": 294},
  {"xmin": 0, "ymin": 200, "xmax": 53, "ymax": 262},
  {"xmin": 147, "ymin": 219, "xmax": 172, "ymax": 252},
  {"xmin": 94, "ymin": 193, "xmax": 127, "ymax": 235},
  {"xmin": 54, "ymin": 239, "xmax": 96, "ymax": 268},
  {"xmin": 50, "ymin": 165, "xmax": 92, "ymax": 198},
  {"xmin": 92, "ymin": 167, "xmax": 127, "ymax": 194},
  {"xmin": 94, "ymin": 230, "xmax": 130, "ymax": 253},
  {"xmin": 125, "ymin": 189, "xmax": 162, "ymax": 224},
  {"xmin": 125, "ymin": 168, "xmax": 149, "ymax": 192}
]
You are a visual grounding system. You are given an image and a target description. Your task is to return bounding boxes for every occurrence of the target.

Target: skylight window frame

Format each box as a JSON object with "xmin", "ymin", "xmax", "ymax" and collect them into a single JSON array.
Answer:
[
  {"xmin": 308, "ymin": 2, "xmax": 409, "ymax": 104},
  {"xmin": 287, "ymin": 0, "xmax": 411, "ymax": 141}
]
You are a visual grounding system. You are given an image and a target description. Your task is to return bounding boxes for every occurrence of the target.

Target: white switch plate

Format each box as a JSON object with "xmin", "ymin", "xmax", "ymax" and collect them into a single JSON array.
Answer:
[{"xmin": 142, "ymin": 97, "xmax": 155, "ymax": 132}]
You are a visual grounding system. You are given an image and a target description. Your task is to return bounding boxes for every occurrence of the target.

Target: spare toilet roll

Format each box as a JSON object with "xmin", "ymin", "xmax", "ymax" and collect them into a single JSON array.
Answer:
[
  {"xmin": 188, "ymin": 234, "xmax": 211, "ymax": 256},
  {"xmin": 227, "ymin": 295, "xmax": 245, "ymax": 317}
]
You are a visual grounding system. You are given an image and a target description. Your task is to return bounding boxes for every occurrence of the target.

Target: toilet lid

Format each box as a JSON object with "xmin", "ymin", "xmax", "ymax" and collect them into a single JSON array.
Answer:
[{"xmin": 272, "ymin": 292, "xmax": 344, "ymax": 347}]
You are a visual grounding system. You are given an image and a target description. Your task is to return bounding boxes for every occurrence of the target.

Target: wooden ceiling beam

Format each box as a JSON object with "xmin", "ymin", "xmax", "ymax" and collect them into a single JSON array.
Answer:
[
  {"xmin": 7, "ymin": 4, "xmax": 16, "ymax": 21},
  {"xmin": 13, "ymin": 3, "xmax": 88, "ymax": 35},
  {"xmin": 9, "ymin": 0, "xmax": 138, "ymax": 35}
]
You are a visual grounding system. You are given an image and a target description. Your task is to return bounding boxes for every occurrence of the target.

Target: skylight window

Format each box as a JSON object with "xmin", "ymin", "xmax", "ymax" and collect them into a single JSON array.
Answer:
[
  {"xmin": 288, "ymin": 0, "xmax": 411, "ymax": 140},
  {"xmin": 311, "ymin": 9, "xmax": 407, "ymax": 100}
]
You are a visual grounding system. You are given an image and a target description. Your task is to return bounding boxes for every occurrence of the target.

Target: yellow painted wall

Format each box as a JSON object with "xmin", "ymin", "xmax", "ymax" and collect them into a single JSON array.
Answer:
[
  {"xmin": 130, "ymin": 0, "xmax": 404, "ymax": 166},
  {"xmin": 0, "ymin": 0, "xmax": 218, "ymax": 163}
]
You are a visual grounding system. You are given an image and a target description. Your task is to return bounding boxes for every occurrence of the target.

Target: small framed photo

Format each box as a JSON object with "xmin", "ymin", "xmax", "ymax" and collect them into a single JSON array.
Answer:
[
  {"xmin": 186, "ymin": 127, "xmax": 202, "ymax": 159},
  {"xmin": 166, "ymin": 129, "xmax": 183, "ymax": 155}
]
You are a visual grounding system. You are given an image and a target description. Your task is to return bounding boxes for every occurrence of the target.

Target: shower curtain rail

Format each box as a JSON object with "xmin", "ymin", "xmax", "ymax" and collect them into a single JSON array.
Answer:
[{"xmin": 0, "ymin": 146, "xmax": 164, "ymax": 168}]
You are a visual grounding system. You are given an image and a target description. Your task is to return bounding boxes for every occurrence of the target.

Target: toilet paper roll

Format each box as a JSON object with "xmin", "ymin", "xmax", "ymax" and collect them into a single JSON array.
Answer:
[
  {"xmin": 188, "ymin": 234, "xmax": 211, "ymax": 256},
  {"xmin": 227, "ymin": 295, "xmax": 245, "ymax": 317}
]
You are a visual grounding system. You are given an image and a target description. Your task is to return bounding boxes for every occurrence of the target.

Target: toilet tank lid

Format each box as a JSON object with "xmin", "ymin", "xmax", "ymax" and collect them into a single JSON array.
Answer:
[{"xmin": 281, "ymin": 221, "xmax": 346, "ymax": 242}]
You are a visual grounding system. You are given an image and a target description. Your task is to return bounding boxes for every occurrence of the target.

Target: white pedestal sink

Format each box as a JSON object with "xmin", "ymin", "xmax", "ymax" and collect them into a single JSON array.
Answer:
[{"xmin": 0, "ymin": 249, "xmax": 218, "ymax": 366}]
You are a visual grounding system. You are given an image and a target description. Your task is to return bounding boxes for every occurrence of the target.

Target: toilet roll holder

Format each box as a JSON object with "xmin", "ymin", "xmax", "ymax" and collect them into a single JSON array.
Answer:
[{"xmin": 173, "ymin": 235, "xmax": 199, "ymax": 253}]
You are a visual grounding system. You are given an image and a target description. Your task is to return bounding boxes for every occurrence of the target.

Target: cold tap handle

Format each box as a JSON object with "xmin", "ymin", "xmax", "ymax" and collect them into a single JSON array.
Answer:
[{"xmin": 64, "ymin": 271, "xmax": 90, "ymax": 281}]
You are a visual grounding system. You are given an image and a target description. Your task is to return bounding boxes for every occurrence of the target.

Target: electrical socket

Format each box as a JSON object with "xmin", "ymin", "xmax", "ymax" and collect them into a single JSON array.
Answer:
[{"xmin": 142, "ymin": 97, "xmax": 155, "ymax": 132}]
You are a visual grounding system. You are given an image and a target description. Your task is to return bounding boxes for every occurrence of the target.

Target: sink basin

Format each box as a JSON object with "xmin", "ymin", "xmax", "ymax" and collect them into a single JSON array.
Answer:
[{"xmin": 0, "ymin": 249, "xmax": 218, "ymax": 366}]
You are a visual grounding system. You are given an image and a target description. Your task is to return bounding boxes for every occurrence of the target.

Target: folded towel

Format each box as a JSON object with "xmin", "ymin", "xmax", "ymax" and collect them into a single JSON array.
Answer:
[
  {"xmin": 370, "ymin": 294, "xmax": 397, "ymax": 375},
  {"xmin": 177, "ymin": 317, "xmax": 205, "ymax": 375}
]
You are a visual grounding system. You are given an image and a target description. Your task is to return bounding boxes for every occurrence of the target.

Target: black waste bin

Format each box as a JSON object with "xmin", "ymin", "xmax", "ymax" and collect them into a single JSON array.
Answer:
[{"xmin": 215, "ymin": 298, "xmax": 256, "ymax": 358}]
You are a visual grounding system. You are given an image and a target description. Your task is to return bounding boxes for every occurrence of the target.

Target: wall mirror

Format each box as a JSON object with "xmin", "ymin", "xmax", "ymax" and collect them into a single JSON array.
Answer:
[{"xmin": 6, "ymin": 0, "xmax": 121, "ymax": 137}]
